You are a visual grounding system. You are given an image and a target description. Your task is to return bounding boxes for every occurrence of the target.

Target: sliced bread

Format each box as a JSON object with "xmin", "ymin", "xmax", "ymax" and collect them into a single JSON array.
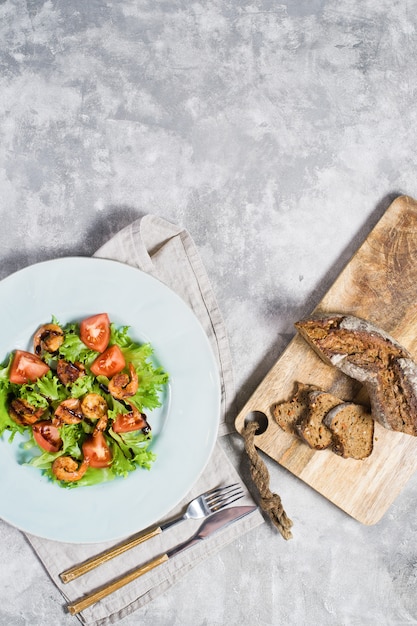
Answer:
[
  {"xmin": 295, "ymin": 389, "xmax": 343, "ymax": 450},
  {"xmin": 324, "ymin": 402, "xmax": 374, "ymax": 460},
  {"xmin": 272, "ymin": 381, "xmax": 317, "ymax": 434}
]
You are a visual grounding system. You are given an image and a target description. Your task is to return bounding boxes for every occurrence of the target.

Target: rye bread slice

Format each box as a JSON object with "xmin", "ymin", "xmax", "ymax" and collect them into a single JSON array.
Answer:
[
  {"xmin": 272, "ymin": 381, "xmax": 317, "ymax": 434},
  {"xmin": 295, "ymin": 389, "xmax": 343, "ymax": 450},
  {"xmin": 324, "ymin": 402, "xmax": 374, "ymax": 460}
]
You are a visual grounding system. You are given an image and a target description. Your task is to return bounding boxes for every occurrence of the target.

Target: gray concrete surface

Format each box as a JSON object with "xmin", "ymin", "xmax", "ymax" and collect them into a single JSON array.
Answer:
[{"xmin": 0, "ymin": 1, "xmax": 416, "ymax": 624}]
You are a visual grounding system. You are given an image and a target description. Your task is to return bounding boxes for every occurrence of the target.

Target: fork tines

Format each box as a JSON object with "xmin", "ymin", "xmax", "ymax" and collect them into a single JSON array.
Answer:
[{"xmin": 206, "ymin": 483, "xmax": 244, "ymax": 511}]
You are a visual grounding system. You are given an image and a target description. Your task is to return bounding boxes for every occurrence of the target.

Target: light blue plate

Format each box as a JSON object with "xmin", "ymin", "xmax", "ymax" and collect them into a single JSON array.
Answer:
[{"xmin": 0, "ymin": 257, "xmax": 220, "ymax": 543}]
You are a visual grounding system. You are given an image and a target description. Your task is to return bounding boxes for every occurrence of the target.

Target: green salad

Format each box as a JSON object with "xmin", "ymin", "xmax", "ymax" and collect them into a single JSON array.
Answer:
[{"xmin": 0, "ymin": 313, "xmax": 168, "ymax": 487}]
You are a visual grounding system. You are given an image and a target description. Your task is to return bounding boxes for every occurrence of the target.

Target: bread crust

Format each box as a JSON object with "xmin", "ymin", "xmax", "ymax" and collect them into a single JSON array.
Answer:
[{"xmin": 295, "ymin": 314, "xmax": 417, "ymax": 436}]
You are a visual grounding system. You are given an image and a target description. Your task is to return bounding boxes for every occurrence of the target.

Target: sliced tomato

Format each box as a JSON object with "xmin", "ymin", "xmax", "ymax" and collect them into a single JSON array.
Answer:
[
  {"xmin": 113, "ymin": 411, "xmax": 148, "ymax": 433},
  {"xmin": 9, "ymin": 350, "xmax": 50, "ymax": 384},
  {"xmin": 82, "ymin": 431, "xmax": 112, "ymax": 468},
  {"xmin": 32, "ymin": 421, "xmax": 63, "ymax": 453},
  {"xmin": 90, "ymin": 344, "xmax": 125, "ymax": 377},
  {"xmin": 80, "ymin": 313, "xmax": 110, "ymax": 353}
]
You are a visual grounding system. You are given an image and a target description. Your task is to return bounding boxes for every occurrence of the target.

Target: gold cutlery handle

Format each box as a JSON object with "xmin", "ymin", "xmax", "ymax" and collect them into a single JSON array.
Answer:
[
  {"xmin": 60, "ymin": 526, "xmax": 163, "ymax": 583},
  {"xmin": 67, "ymin": 552, "xmax": 169, "ymax": 615}
]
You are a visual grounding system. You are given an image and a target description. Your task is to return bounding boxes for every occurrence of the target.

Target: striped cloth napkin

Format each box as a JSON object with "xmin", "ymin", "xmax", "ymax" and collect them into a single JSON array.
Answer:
[{"xmin": 27, "ymin": 215, "xmax": 264, "ymax": 625}]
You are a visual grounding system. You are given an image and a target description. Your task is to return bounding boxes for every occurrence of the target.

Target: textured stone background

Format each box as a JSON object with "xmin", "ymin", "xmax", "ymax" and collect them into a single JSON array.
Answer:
[{"xmin": 1, "ymin": 1, "xmax": 417, "ymax": 625}]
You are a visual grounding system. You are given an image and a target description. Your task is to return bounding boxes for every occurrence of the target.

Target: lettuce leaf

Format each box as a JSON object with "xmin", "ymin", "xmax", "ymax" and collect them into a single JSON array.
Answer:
[
  {"xmin": 109, "ymin": 325, "xmax": 169, "ymax": 411},
  {"xmin": 0, "ymin": 355, "xmax": 23, "ymax": 440},
  {"xmin": 58, "ymin": 324, "xmax": 98, "ymax": 366},
  {"xmin": 69, "ymin": 373, "xmax": 100, "ymax": 399},
  {"xmin": 19, "ymin": 371, "xmax": 66, "ymax": 409},
  {"xmin": 0, "ymin": 387, "xmax": 23, "ymax": 440},
  {"xmin": 109, "ymin": 428, "xmax": 156, "ymax": 471}
]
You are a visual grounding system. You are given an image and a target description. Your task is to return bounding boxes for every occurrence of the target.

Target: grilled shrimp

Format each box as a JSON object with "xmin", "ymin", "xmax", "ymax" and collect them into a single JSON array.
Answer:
[
  {"xmin": 9, "ymin": 398, "xmax": 44, "ymax": 426},
  {"xmin": 94, "ymin": 412, "xmax": 108, "ymax": 433},
  {"xmin": 80, "ymin": 393, "xmax": 108, "ymax": 421},
  {"xmin": 108, "ymin": 363, "xmax": 138, "ymax": 399},
  {"xmin": 53, "ymin": 398, "xmax": 83, "ymax": 425},
  {"xmin": 34, "ymin": 323, "xmax": 64, "ymax": 355},
  {"xmin": 52, "ymin": 456, "xmax": 89, "ymax": 482},
  {"xmin": 81, "ymin": 393, "xmax": 108, "ymax": 431},
  {"xmin": 56, "ymin": 359, "xmax": 85, "ymax": 385}
]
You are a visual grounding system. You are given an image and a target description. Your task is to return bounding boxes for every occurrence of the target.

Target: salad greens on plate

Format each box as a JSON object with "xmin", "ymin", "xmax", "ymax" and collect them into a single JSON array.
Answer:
[{"xmin": 0, "ymin": 313, "xmax": 168, "ymax": 488}]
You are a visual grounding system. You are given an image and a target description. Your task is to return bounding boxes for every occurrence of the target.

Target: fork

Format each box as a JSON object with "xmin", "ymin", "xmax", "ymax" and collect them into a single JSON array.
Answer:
[{"xmin": 60, "ymin": 483, "xmax": 244, "ymax": 583}]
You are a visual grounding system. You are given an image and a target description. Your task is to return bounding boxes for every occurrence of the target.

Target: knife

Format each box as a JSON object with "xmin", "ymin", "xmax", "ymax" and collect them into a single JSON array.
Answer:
[{"xmin": 67, "ymin": 505, "xmax": 257, "ymax": 615}]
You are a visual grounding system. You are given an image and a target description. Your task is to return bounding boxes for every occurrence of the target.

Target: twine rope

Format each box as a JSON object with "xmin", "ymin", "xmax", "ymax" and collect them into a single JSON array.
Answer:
[{"xmin": 242, "ymin": 421, "xmax": 293, "ymax": 540}]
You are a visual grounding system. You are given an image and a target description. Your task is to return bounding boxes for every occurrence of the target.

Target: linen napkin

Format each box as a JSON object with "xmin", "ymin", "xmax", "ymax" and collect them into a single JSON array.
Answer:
[{"xmin": 26, "ymin": 215, "xmax": 264, "ymax": 625}]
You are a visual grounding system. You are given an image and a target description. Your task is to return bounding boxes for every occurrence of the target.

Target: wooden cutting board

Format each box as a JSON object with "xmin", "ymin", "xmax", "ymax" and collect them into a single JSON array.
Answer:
[{"xmin": 235, "ymin": 195, "xmax": 417, "ymax": 525}]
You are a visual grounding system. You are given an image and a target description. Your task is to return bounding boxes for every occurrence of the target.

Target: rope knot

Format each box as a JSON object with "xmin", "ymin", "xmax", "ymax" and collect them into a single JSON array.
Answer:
[{"xmin": 242, "ymin": 420, "xmax": 293, "ymax": 540}]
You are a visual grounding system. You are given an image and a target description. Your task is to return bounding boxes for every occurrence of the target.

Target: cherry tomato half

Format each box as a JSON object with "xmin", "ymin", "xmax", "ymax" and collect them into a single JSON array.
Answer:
[
  {"xmin": 80, "ymin": 313, "xmax": 110, "ymax": 353},
  {"xmin": 82, "ymin": 431, "xmax": 112, "ymax": 468},
  {"xmin": 9, "ymin": 350, "xmax": 50, "ymax": 384},
  {"xmin": 90, "ymin": 344, "xmax": 125, "ymax": 377},
  {"xmin": 32, "ymin": 421, "xmax": 63, "ymax": 453},
  {"xmin": 113, "ymin": 411, "xmax": 148, "ymax": 433}
]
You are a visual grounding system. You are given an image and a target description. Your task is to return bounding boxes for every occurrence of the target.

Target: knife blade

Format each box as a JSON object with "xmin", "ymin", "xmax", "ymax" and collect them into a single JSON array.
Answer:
[{"xmin": 67, "ymin": 505, "xmax": 257, "ymax": 615}]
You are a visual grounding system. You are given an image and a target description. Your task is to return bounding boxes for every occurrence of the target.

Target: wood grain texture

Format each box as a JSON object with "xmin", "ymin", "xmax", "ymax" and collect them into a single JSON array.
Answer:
[{"xmin": 235, "ymin": 195, "xmax": 417, "ymax": 525}]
